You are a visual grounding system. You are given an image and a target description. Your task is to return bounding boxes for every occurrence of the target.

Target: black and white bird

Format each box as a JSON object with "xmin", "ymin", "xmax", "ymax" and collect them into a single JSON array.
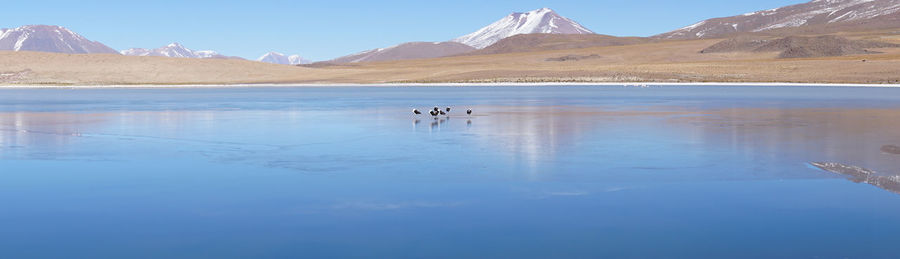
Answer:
[
  {"xmin": 439, "ymin": 110, "xmax": 446, "ymax": 115},
  {"xmin": 429, "ymin": 110, "xmax": 438, "ymax": 116},
  {"xmin": 413, "ymin": 109, "xmax": 421, "ymax": 115},
  {"xmin": 445, "ymin": 107, "xmax": 451, "ymax": 113},
  {"xmin": 466, "ymin": 109, "xmax": 472, "ymax": 115},
  {"xmin": 433, "ymin": 107, "xmax": 440, "ymax": 113}
]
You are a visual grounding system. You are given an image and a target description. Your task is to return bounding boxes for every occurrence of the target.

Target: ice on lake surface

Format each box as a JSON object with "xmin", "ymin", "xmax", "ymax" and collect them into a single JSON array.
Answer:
[{"xmin": 2, "ymin": 85, "xmax": 900, "ymax": 258}]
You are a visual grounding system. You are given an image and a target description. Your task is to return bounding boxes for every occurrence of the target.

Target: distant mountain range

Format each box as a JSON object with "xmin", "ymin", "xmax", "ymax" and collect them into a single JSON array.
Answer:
[
  {"xmin": 657, "ymin": 0, "xmax": 900, "ymax": 39},
  {"xmin": 5, "ymin": 1, "xmax": 900, "ymax": 64},
  {"xmin": 257, "ymin": 52, "xmax": 310, "ymax": 65},
  {"xmin": 0, "ymin": 25, "xmax": 118, "ymax": 54},
  {"xmin": 120, "ymin": 43, "xmax": 240, "ymax": 59}
]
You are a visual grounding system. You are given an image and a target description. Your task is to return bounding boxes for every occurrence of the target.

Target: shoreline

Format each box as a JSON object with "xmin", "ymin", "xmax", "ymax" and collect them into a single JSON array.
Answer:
[{"xmin": 2, "ymin": 82, "xmax": 900, "ymax": 89}]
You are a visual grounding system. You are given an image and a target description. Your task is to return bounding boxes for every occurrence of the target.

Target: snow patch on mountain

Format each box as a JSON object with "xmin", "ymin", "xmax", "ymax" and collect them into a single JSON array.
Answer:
[{"xmin": 453, "ymin": 8, "xmax": 594, "ymax": 49}]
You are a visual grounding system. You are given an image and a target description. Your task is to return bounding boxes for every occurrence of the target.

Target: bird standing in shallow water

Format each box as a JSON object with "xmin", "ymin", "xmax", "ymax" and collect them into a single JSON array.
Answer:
[
  {"xmin": 413, "ymin": 109, "xmax": 421, "ymax": 115},
  {"xmin": 430, "ymin": 110, "xmax": 438, "ymax": 117},
  {"xmin": 467, "ymin": 109, "xmax": 472, "ymax": 115},
  {"xmin": 439, "ymin": 110, "xmax": 446, "ymax": 115},
  {"xmin": 446, "ymin": 107, "xmax": 451, "ymax": 113}
]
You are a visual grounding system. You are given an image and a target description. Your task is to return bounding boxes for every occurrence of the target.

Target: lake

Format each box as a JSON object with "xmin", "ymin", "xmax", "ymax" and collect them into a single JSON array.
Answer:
[{"xmin": 2, "ymin": 85, "xmax": 900, "ymax": 258}]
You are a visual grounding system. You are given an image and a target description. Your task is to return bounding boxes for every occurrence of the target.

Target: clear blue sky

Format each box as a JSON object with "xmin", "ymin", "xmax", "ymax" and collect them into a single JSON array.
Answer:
[{"xmin": 4, "ymin": 0, "xmax": 804, "ymax": 61}]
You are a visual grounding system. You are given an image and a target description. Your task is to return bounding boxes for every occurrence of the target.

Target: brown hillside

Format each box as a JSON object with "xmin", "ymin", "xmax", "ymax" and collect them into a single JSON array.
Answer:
[
  {"xmin": 467, "ymin": 34, "xmax": 655, "ymax": 55},
  {"xmin": 4, "ymin": 32, "xmax": 900, "ymax": 85},
  {"xmin": 701, "ymin": 35, "xmax": 900, "ymax": 58}
]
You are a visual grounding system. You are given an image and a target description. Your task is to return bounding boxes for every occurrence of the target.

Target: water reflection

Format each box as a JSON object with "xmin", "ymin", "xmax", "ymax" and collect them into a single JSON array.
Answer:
[
  {"xmin": 455, "ymin": 106, "xmax": 690, "ymax": 179},
  {"xmin": 671, "ymin": 108, "xmax": 900, "ymax": 179},
  {"xmin": 7, "ymin": 87, "xmax": 900, "ymax": 258},
  {"xmin": 0, "ymin": 110, "xmax": 302, "ymax": 161},
  {"xmin": 4, "ymin": 105, "xmax": 900, "ymax": 187},
  {"xmin": 0, "ymin": 113, "xmax": 105, "ymax": 159}
]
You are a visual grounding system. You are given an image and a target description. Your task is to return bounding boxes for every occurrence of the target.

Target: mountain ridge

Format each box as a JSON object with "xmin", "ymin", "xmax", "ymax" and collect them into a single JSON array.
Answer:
[
  {"xmin": 0, "ymin": 25, "xmax": 119, "ymax": 54},
  {"xmin": 656, "ymin": 0, "xmax": 900, "ymax": 39}
]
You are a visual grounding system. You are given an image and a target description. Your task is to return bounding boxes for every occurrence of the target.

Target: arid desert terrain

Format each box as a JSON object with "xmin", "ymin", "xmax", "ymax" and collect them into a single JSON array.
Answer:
[{"xmin": 3, "ymin": 30, "xmax": 900, "ymax": 85}]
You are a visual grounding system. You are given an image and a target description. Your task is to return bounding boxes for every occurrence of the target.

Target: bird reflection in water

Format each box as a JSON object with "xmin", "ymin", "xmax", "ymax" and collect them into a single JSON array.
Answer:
[
  {"xmin": 430, "ymin": 118, "xmax": 447, "ymax": 131},
  {"xmin": 413, "ymin": 116, "xmax": 463, "ymax": 132}
]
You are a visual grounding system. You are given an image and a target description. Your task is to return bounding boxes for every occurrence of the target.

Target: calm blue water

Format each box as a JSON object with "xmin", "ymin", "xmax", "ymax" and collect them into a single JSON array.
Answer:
[{"xmin": 2, "ymin": 86, "xmax": 900, "ymax": 258}]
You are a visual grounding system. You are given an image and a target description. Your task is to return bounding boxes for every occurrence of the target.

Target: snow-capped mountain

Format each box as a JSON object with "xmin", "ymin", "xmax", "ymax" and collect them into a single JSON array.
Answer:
[
  {"xmin": 257, "ymin": 52, "xmax": 310, "ymax": 65},
  {"xmin": 327, "ymin": 42, "xmax": 475, "ymax": 63},
  {"xmin": 453, "ymin": 8, "xmax": 594, "ymax": 49},
  {"xmin": 121, "ymin": 43, "xmax": 237, "ymax": 59},
  {"xmin": 0, "ymin": 25, "xmax": 119, "ymax": 54},
  {"xmin": 325, "ymin": 8, "xmax": 589, "ymax": 63},
  {"xmin": 656, "ymin": 0, "xmax": 900, "ymax": 39}
]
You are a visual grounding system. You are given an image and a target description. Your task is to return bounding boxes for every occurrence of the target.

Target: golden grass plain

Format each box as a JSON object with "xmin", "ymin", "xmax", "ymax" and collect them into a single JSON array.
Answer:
[{"xmin": 3, "ymin": 32, "xmax": 900, "ymax": 85}]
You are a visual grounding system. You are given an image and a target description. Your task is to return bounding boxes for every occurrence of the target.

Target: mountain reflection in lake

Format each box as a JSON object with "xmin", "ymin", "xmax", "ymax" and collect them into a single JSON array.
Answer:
[{"xmin": 2, "ymin": 86, "xmax": 900, "ymax": 258}]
